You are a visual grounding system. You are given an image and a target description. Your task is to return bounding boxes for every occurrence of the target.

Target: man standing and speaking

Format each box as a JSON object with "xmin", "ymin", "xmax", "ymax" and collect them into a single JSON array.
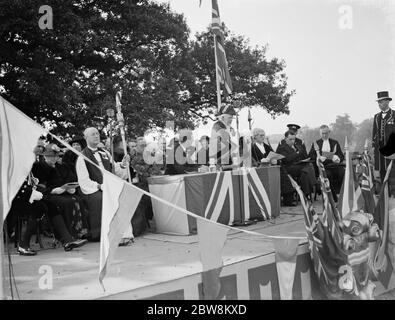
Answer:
[{"xmin": 372, "ymin": 91, "xmax": 395, "ymax": 191}]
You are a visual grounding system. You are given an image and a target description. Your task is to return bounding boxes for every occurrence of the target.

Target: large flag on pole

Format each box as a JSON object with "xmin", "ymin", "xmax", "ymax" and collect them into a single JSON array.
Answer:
[
  {"xmin": 99, "ymin": 171, "xmax": 144, "ymax": 287},
  {"xmin": 361, "ymin": 148, "xmax": 376, "ymax": 215},
  {"xmin": 211, "ymin": 0, "xmax": 233, "ymax": 95},
  {"xmin": 0, "ymin": 96, "xmax": 46, "ymax": 222},
  {"xmin": 337, "ymin": 137, "xmax": 363, "ymax": 217}
]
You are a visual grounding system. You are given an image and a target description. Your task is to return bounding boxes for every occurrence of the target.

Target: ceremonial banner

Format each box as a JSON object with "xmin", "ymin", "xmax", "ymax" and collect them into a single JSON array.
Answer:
[
  {"xmin": 197, "ymin": 218, "xmax": 228, "ymax": 299},
  {"xmin": 99, "ymin": 171, "xmax": 144, "ymax": 286},
  {"xmin": 0, "ymin": 96, "xmax": 45, "ymax": 221}
]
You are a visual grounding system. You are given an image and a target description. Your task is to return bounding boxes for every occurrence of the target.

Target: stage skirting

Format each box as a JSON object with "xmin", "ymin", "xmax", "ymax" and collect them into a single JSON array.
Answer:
[
  {"xmin": 101, "ymin": 243, "xmax": 320, "ymax": 300},
  {"xmin": 148, "ymin": 166, "xmax": 281, "ymax": 235}
]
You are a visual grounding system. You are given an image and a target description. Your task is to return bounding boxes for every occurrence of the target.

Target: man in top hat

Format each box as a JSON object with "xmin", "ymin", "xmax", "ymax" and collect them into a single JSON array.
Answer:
[
  {"xmin": 209, "ymin": 105, "xmax": 238, "ymax": 166},
  {"xmin": 372, "ymin": 91, "xmax": 395, "ymax": 185}
]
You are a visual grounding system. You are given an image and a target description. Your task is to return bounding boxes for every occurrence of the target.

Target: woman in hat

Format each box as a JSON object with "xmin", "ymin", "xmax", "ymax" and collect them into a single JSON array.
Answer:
[{"xmin": 32, "ymin": 143, "xmax": 88, "ymax": 242}]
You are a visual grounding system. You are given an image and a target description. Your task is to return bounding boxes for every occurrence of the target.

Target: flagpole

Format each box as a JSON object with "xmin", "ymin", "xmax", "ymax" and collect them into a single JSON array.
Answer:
[
  {"xmin": 213, "ymin": 34, "xmax": 222, "ymax": 113},
  {"xmin": 0, "ymin": 218, "xmax": 5, "ymax": 300}
]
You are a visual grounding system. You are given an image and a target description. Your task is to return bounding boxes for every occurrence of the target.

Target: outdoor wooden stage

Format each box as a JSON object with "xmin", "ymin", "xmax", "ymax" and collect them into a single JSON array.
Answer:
[{"xmin": 4, "ymin": 202, "xmax": 390, "ymax": 300}]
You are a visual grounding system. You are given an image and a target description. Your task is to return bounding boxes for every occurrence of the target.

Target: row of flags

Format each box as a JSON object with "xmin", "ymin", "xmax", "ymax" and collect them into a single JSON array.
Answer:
[{"xmin": 295, "ymin": 136, "xmax": 395, "ymax": 298}]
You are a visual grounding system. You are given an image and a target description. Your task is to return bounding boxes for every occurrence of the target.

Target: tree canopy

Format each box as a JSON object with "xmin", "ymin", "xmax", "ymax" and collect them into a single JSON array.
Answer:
[{"xmin": 0, "ymin": 0, "xmax": 294, "ymax": 138}]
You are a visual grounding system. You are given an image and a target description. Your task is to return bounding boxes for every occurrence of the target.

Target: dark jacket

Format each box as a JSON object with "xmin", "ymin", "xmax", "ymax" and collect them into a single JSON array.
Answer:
[
  {"xmin": 276, "ymin": 142, "xmax": 307, "ymax": 167},
  {"xmin": 372, "ymin": 109, "xmax": 395, "ymax": 171},
  {"xmin": 81, "ymin": 147, "xmax": 112, "ymax": 184},
  {"xmin": 165, "ymin": 142, "xmax": 199, "ymax": 175},
  {"xmin": 251, "ymin": 142, "xmax": 273, "ymax": 164},
  {"xmin": 308, "ymin": 138, "xmax": 344, "ymax": 166}
]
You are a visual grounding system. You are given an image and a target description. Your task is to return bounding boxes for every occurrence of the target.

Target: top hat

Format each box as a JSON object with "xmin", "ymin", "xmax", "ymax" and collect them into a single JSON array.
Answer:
[
  {"xmin": 42, "ymin": 143, "xmax": 63, "ymax": 156},
  {"xmin": 379, "ymin": 132, "xmax": 395, "ymax": 158},
  {"xmin": 376, "ymin": 91, "xmax": 392, "ymax": 102},
  {"xmin": 287, "ymin": 124, "xmax": 301, "ymax": 131},
  {"xmin": 217, "ymin": 105, "xmax": 236, "ymax": 116}
]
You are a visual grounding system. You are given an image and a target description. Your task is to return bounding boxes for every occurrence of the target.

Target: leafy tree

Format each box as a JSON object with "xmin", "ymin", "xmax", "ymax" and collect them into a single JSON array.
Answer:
[
  {"xmin": 330, "ymin": 114, "xmax": 357, "ymax": 150},
  {"xmin": 299, "ymin": 126, "xmax": 320, "ymax": 153},
  {"xmin": 188, "ymin": 29, "xmax": 295, "ymax": 122},
  {"xmin": 0, "ymin": 0, "xmax": 294, "ymax": 139},
  {"xmin": 352, "ymin": 118, "xmax": 373, "ymax": 152}
]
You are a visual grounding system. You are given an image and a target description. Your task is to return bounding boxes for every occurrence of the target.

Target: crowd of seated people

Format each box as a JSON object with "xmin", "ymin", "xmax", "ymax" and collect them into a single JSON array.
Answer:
[{"xmin": 6, "ymin": 118, "xmax": 358, "ymax": 256}]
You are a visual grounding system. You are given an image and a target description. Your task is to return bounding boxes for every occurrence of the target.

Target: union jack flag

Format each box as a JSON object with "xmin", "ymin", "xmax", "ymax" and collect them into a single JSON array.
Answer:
[
  {"xmin": 211, "ymin": 0, "xmax": 233, "ymax": 95},
  {"xmin": 288, "ymin": 156, "xmax": 350, "ymax": 298},
  {"xmin": 360, "ymin": 151, "xmax": 376, "ymax": 215}
]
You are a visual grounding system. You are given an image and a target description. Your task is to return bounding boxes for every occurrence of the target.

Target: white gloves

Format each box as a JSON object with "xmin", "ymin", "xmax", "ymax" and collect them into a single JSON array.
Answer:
[
  {"xmin": 51, "ymin": 187, "xmax": 66, "ymax": 195},
  {"xmin": 29, "ymin": 190, "xmax": 43, "ymax": 203},
  {"xmin": 332, "ymin": 155, "xmax": 340, "ymax": 163}
]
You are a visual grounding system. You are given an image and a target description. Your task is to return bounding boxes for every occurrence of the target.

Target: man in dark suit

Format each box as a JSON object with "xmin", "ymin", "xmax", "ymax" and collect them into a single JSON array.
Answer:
[
  {"xmin": 372, "ymin": 91, "xmax": 395, "ymax": 188},
  {"xmin": 276, "ymin": 131, "xmax": 316, "ymax": 201},
  {"xmin": 209, "ymin": 105, "xmax": 238, "ymax": 166},
  {"xmin": 165, "ymin": 128, "xmax": 199, "ymax": 175},
  {"xmin": 309, "ymin": 124, "xmax": 345, "ymax": 201},
  {"xmin": 251, "ymin": 128, "xmax": 274, "ymax": 166},
  {"xmin": 277, "ymin": 124, "xmax": 308, "ymax": 156}
]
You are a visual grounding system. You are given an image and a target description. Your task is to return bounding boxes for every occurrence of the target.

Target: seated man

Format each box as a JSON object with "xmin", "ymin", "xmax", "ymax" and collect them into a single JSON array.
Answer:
[
  {"xmin": 76, "ymin": 127, "xmax": 129, "ymax": 241},
  {"xmin": 251, "ymin": 128, "xmax": 275, "ymax": 166},
  {"xmin": 165, "ymin": 129, "xmax": 199, "ymax": 175},
  {"xmin": 308, "ymin": 124, "xmax": 345, "ymax": 201},
  {"xmin": 276, "ymin": 131, "xmax": 316, "ymax": 201},
  {"xmin": 197, "ymin": 135, "xmax": 210, "ymax": 166}
]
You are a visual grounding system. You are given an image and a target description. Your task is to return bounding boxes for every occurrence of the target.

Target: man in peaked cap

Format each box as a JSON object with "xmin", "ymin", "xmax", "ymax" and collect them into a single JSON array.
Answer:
[
  {"xmin": 372, "ymin": 91, "xmax": 395, "ymax": 185},
  {"xmin": 209, "ymin": 105, "xmax": 238, "ymax": 166}
]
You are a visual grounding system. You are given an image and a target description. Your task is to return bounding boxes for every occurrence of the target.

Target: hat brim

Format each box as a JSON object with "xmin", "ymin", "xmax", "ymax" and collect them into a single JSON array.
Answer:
[{"xmin": 376, "ymin": 97, "xmax": 392, "ymax": 102}]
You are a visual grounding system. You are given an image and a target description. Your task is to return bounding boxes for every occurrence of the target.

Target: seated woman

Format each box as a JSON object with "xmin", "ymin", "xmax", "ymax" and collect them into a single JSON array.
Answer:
[
  {"xmin": 8, "ymin": 171, "xmax": 87, "ymax": 255},
  {"xmin": 32, "ymin": 143, "xmax": 86, "ymax": 240}
]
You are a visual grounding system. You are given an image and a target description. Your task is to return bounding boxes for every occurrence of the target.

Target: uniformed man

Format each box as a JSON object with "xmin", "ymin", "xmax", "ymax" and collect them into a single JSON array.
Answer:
[
  {"xmin": 372, "ymin": 91, "xmax": 395, "ymax": 188},
  {"xmin": 209, "ymin": 105, "xmax": 238, "ymax": 166}
]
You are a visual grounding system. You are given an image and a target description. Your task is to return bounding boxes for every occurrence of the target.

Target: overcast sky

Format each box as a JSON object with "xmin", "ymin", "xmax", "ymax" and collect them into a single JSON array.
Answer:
[{"xmin": 156, "ymin": 0, "xmax": 395, "ymax": 136}]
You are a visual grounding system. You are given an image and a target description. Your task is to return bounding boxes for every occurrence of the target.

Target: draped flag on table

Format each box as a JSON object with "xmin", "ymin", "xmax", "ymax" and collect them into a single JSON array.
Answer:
[
  {"xmin": 99, "ymin": 171, "xmax": 144, "ymax": 287},
  {"xmin": 240, "ymin": 168, "xmax": 272, "ymax": 221},
  {"xmin": 211, "ymin": 0, "xmax": 233, "ymax": 95},
  {"xmin": 273, "ymin": 238, "xmax": 299, "ymax": 300},
  {"xmin": 0, "ymin": 96, "xmax": 46, "ymax": 222},
  {"xmin": 337, "ymin": 137, "xmax": 364, "ymax": 217},
  {"xmin": 372, "ymin": 160, "xmax": 395, "ymax": 290},
  {"xmin": 197, "ymin": 218, "xmax": 228, "ymax": 299}
]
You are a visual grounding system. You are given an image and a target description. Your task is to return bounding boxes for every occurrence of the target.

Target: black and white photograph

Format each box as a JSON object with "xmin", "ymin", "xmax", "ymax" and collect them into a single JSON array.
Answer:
[{"xmin": 1, "ymin": 0, "xmax": 395, "ymax": 304}]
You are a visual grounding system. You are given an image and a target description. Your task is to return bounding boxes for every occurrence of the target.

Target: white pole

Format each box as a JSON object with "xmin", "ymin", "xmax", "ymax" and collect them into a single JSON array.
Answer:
[
  {"xmin": 213, "ymin": 34, "xmax": 222, "ymax": 113},
  {"xmin": 0, "ymin": 218, "xmax": 5, "ymax": 300}
]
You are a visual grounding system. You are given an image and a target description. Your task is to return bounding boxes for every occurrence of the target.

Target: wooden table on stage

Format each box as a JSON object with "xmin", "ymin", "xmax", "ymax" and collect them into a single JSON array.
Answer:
[{"xmin": 147, "ymin": 166, "xmax": 281, "ymax": 235}]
